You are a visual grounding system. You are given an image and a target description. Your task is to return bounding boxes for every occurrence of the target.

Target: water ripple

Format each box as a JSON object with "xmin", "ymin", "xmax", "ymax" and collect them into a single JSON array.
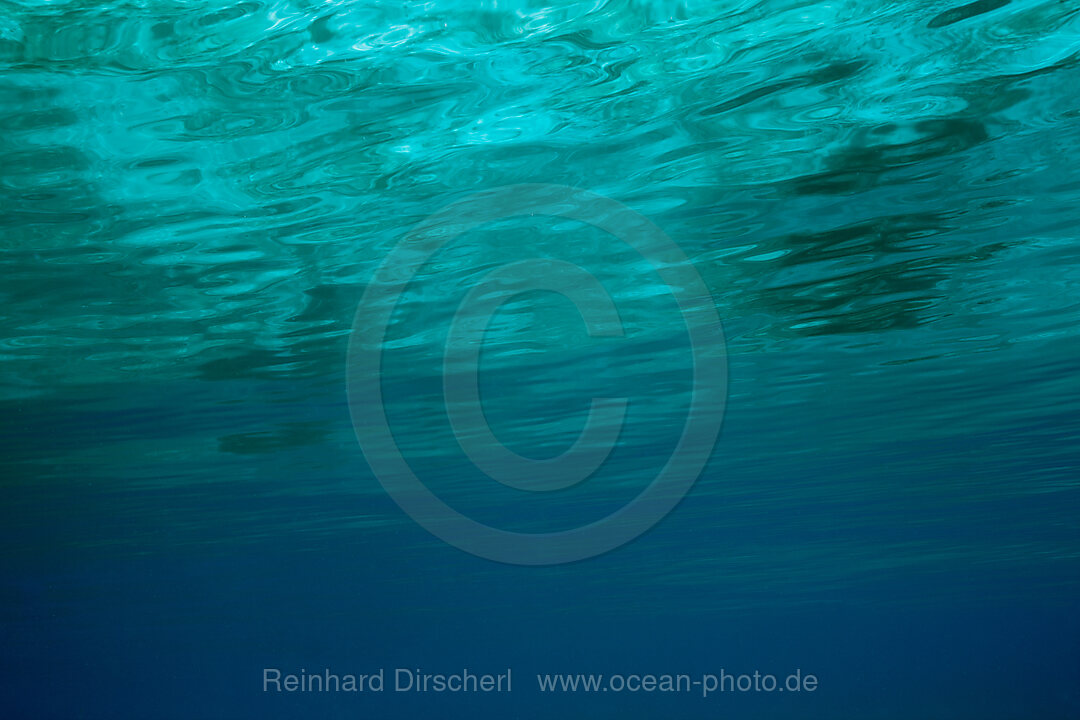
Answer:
[{"xmin": 2, "ymin": 0, "xmax": 1079, "ymax": 580}]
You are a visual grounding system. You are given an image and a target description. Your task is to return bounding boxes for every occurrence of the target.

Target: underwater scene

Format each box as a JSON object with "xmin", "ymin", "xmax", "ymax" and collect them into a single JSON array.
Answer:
[{"xmin": 2, "ymin": 0, "xmax": 1079, "ymax": 717}]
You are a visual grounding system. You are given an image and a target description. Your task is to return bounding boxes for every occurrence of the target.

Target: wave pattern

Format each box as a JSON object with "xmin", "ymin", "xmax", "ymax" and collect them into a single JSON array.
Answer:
[{"xmin": 2, "ymin": 0, "xmax": 1079, "ymax": 592}]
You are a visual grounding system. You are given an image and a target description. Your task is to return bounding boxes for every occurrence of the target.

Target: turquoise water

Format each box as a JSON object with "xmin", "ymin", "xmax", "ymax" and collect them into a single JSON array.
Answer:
[{"xmin": 3, "ymin": 0, "xmax": 1080, "ymax": 717}]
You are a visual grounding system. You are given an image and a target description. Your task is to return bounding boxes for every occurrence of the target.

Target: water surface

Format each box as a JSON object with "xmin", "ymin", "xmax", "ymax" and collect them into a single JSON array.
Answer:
[{"xmin": 2, "ymin": 1, "xmax": 1079, "ymax": 717}]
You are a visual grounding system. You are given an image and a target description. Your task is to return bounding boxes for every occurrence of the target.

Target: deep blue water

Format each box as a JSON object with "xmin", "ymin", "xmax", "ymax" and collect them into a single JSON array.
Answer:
[{"xmin": 2, "ymin": 0, "xmax": 1080, "ymax": 717}]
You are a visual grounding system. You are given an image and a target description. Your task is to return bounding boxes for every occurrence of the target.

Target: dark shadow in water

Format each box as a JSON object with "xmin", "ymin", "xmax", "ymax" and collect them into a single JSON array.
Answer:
[
  {"xmin": 928, "ymin": 0, "xmax": 1011, "ymax": 29},
  {"xmin": 785, "ymin": 118, "xmax": 990, "ymax": 196},
  {"xmin": 700, "ymin": 210, "xmax": 1013, "ymax": 342},
  {"xmin": 697, "ymin": 59, "xmax": 869, "ymax": 118},
  {"xmin": 217, "ymin": 421, "xmax": 330, "ymax": 455}
]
